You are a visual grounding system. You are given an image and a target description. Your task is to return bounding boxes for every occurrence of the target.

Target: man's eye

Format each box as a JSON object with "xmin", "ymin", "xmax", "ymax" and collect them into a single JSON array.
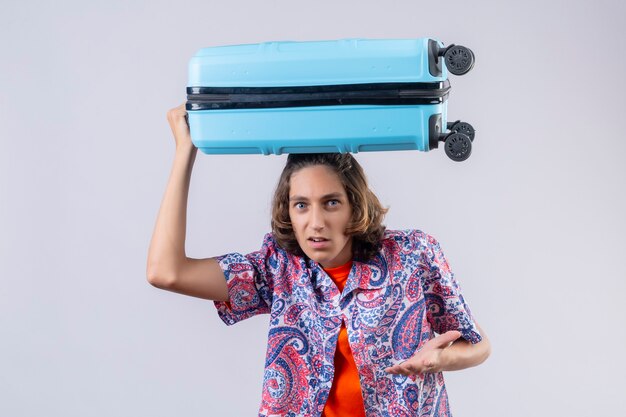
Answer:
[
  {"xmin": 327, "ymin": 200, "xmax": 339, "ymax": 206},
  {"xmin": 295, "ymin": 202, "xmax": 306, "ymax": 209}
]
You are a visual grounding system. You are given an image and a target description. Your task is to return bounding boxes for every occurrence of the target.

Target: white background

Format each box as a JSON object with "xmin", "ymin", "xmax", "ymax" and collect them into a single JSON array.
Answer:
[{"xmin": 1, "ymin": 0, "xmax": 625, "ymax": 416}]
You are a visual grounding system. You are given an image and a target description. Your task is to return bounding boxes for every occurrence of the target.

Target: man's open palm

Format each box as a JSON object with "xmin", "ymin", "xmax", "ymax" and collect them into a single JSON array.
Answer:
[{"xmin": 384, "ymin": 330, "xmax": 462, "ymax": 376}]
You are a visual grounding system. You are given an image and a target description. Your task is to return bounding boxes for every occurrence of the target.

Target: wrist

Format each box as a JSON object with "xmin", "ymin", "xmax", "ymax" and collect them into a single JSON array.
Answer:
[
  {"xmin": 176, "ymin": 140, "xmax": 196, "ymax": 149},
  {"xmin": 176, "ymin": 143, "xmax": 197, "ymax": 155},
  {"xmin": 439, "ymin": 344, "xmax": 458, "ymax": 371}
]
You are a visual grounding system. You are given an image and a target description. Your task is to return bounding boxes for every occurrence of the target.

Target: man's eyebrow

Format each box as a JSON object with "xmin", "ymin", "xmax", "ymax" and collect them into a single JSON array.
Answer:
[{"xmin": 289, "ymin": 192, "xmax": 344, "ymax": 202}]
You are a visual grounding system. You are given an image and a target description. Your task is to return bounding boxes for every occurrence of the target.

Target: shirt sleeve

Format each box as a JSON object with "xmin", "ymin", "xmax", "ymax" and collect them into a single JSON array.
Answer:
[
  {"xmin": 416, "ymin": 231, "xmax": 483, "ymax": 344},
  {"xmin": 213, "ymin": 233, "xmax": 276, "ymax": 326}
]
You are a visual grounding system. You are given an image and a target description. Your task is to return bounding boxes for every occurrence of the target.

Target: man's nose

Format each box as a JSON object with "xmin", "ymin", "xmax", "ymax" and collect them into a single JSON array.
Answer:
[{"xmin": 310, "ymin": 205, "xmax": 326, "ymax": 231}]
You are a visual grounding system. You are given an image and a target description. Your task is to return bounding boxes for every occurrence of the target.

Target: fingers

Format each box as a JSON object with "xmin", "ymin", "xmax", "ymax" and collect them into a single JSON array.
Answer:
[
  {"xmin": 385, "ymin": 365, "xmax": 407, "ymax": 375},
  {"xmin": 385, "ymin": 359, "xmax": 430, "ymax": 376},
  {"xmin": 166, "ymin": 102, "xmax": 193, "ymax": 142},
  {"xmin": 385, "ymin": 363, "xmax": 412, "ymax": 375},
  {"xmin": 385, "ymin": 358, "xmax": 431, "ymax": 376},
  {"xmin": 431, "ymin": 330, "xmax": 462, "ymax": 348},
  {"xmin": 167, "ymin": 103, "xmax": 188, "ymax": 123},
  {"xmin": 383, "ymin": 331, "xmax": 462, "ymax": 377}
]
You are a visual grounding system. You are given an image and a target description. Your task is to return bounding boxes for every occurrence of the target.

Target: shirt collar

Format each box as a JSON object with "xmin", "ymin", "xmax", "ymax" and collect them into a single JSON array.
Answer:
[{"xmin": 308, "ymin": 258, "xmax": 388, "ymax": 292}]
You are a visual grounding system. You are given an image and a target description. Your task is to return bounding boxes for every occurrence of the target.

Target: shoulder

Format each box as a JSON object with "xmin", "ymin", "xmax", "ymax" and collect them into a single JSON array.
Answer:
[
  {"xmin": 261, "ymin": 232, "xmax": 279, "ymax": 249},
  {"xmin": 255, "ymin": 232, "xmax": 284, "ymax": 254},
  {"xmin": 260, "ymin": 232, "xmax": 299, "ymax": 258},
  {"xmin": 381, "ymin": 228, "xmax": 440, "ymax": 251},
  {"xmin": 257, "ymin": 232, "xmax": 303, "ymax": 271}
]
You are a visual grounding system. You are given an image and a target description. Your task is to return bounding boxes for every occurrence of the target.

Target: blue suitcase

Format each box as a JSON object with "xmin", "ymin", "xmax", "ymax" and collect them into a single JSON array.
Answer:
[{"xmin": 186, "ymin": 38, "xmax": 476, "ymax": 161}]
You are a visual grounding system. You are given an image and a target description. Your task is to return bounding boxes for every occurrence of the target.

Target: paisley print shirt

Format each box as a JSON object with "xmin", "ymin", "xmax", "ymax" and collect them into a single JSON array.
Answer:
[{"xmin": 213, "ymin": 229, "xmax": 482, "ymax": 417}]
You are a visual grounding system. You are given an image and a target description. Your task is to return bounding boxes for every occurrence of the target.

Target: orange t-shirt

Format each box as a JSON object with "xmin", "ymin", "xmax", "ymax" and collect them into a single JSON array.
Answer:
[{"xmin": 321, "ymin": 260, "xmax": 366, "ymax": 417}]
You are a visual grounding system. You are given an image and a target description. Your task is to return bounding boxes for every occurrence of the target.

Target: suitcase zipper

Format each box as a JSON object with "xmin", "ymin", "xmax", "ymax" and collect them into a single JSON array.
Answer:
[{"xmin": 187, "ymin": 81, "xmax": 450, "ymax": 110}]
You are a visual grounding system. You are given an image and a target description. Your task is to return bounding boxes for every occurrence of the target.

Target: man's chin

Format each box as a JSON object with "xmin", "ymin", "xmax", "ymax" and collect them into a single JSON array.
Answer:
[{"xmin": 304, "ymin": 252, "xmax": 333, "ymax": 266}]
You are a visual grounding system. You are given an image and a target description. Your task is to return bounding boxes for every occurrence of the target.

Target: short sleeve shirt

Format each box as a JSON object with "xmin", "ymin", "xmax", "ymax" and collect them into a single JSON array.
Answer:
[{"xmin": 213, "ymin": 229, "xmax": 482, "ymax": 417}]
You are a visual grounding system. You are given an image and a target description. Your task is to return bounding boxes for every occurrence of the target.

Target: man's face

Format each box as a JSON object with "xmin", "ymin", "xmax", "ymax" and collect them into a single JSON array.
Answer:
[{"xmin": 288, "ymin": 165, "xmax": 353, "ymax": 268}]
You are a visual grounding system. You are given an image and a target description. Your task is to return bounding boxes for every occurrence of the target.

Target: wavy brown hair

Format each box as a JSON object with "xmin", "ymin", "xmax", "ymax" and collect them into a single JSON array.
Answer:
[{"xmin": 271, "ymin": 153, "xmax": 389, "ymax": 262}]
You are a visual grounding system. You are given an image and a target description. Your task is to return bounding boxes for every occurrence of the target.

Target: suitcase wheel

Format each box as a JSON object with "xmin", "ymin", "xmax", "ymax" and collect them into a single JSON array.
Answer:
[
  {"xmin": 447, "ymin": 121, "xmax": 475, "ymax": 142},
  {"xmin": 444, "ymin": 132, "xmax": 472, "ymax": 162},
  {"xmin": 444, "ymin": 45, "xmax": 475, "ymax": 76}
]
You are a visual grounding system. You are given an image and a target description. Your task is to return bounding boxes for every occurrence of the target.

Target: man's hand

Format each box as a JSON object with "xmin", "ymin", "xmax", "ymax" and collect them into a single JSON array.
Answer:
[
  {"xmin": 384, "ymin": 330, "xmax": 462, "ymax": 377},
  {"xmin": 167, "ymin": 103, "xmax": 195, "ymax": 151}
]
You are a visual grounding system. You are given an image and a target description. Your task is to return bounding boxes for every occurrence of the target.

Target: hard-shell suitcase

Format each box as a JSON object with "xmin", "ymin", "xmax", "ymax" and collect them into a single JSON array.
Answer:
[{"xmin": 186, "ymin": 38, "xmax": 476, "ymax": 161}]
